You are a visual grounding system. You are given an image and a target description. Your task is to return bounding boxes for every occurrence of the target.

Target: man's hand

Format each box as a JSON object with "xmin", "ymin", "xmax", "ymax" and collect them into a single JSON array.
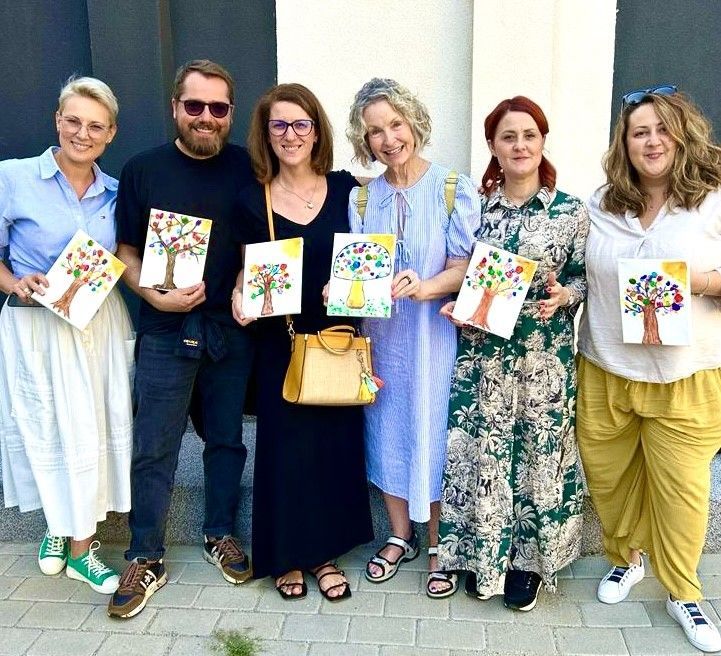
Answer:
[{"xmin": 143, "ymin": 282, "xmax": 206, "ymax": 312}]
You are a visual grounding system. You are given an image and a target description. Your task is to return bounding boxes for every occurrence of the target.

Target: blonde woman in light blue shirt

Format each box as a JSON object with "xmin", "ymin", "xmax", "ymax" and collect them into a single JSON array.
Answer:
[{"xmin": 0, "ymin": 77, "xmax": 133, "ymax": 595}]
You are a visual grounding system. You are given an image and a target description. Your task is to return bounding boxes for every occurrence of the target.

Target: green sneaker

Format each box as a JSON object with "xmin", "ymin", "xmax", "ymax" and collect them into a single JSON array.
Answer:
[
  {"xmin": 38, "ymin": 531, "xmax": 68, "ymax": 575},
  {"xmin": 66, "ymin": 541, "xmax": 120, "ymax": 594}
]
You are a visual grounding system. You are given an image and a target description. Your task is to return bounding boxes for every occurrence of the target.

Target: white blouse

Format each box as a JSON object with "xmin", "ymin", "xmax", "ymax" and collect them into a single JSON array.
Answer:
[{"xmin": 578, "ymin": 186, "xmax": 721, "ymax": 383}]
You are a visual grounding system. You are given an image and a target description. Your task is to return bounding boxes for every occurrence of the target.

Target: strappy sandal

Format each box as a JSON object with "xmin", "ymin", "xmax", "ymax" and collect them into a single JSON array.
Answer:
[
  {"xmin": 275, "ymin": 571, "xmax": 307, "ymax": 600},
  {"xmin": 365, "ymin": 531, "xmax": 419, "ymax": 583},
  {"xmin": 310, "ymin": 562, "xmax": 351, "ymax": 602},
  {"xmin": 426, "ymin": 546, "xmax": 458, "ymax": 599}
]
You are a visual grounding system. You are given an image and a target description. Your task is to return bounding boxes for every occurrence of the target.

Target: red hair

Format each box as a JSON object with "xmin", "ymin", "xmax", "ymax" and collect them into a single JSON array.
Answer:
[{"xmin": 480, "ymin": 96, "xmax": 557, "ymax": 197}]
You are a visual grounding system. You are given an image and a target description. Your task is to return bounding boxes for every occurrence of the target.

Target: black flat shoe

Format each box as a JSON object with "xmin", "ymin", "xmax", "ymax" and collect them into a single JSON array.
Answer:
[
  {"xmin": 464, "ymin": 571, "xmax": 493, "ymax": 600},
  {"xmin": 503, "ymin": 569, "xmax": 542, "ymax": 611}
]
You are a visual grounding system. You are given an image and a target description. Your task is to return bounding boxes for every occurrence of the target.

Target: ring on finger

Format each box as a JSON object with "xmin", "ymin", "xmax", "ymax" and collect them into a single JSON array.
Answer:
[
  {"xmin": 403, "ymin": 275, "xmax": 412, "ymax": 285},
  {"xmin": 23, "ymin": 287, "xmax": 31, "ymax": 294}
]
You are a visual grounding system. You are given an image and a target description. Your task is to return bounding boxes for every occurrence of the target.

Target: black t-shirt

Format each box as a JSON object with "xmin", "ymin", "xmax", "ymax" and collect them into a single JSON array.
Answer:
[
  {"xmin": 116, "ymin": 142, "xmax": 255, "ymax": 333},
  {"xmin": 237, "ymin": 170, "xmax": 358, "ymax": 335}
]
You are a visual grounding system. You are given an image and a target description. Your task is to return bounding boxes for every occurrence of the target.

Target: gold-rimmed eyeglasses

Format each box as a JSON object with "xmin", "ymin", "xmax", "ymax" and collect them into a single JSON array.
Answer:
[{"xmin": 57, "ymin": 114, "xmax": 111, "ymax": 140}]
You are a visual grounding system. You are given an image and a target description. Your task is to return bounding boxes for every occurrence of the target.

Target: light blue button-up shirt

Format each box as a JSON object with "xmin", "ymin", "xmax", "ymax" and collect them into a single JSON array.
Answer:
[{"xmin": 0, "ymin": 146, "xmax": 118, "ymax": 278}]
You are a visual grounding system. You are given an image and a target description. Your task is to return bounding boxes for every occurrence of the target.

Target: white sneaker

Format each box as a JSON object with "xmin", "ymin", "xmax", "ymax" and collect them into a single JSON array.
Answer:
[
  {"xmin": 666, "ymin": 595, "xmax": 721, "ymax": 653},
  {"xmin": 597, "ymin": 560, "xmax": 644, "ymax": 604}
]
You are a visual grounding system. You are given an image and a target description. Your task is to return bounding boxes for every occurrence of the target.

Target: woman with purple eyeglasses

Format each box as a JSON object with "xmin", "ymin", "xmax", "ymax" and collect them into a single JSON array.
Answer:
[{"xmin": 577, "ymin": 85, "xmax": 721, "ymax": 653}]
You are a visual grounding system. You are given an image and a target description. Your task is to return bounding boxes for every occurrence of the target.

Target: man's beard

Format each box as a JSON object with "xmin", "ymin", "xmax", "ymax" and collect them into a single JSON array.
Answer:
[{"xmin": 176, "ymin": 118, "xmax": 230, "ymax": 158}]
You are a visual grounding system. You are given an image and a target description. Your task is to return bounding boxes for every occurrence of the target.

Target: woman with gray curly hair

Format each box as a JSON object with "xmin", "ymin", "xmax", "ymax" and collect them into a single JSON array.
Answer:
[{"xmin": 347, "ymin": 77, "xmax": 480, "ymax": 598}]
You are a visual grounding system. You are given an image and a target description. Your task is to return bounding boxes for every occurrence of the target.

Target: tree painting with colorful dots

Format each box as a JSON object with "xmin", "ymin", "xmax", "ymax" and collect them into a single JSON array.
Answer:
[
  {"xmin": 32, "ymin": 229, "xmax": 126, "ymax": 330},
  {"xmin": 52, "ymin": 237, "xmax": 115, "ymax": 317},
  {"xmin": 248, "ymin": 263, "xmax": 292, "ymax": 316},
  {"xmin": 452, "ymin": 241, "xmax": 538, "ymax": 339},
  {"xmin": 332, "ymin": 240, "xmax": 392, "ymax": 309},
  {"xmin": 620, "ymin": 260, "xmax": 688, "ymax": 345},
  {"xmin": 242, "ymin": 237, "xmax": 303, "ymax": 318},
  {"xmin": 465, "ymin": 248, "xmax": 530, "ymax": 329},
  {"xmin": 140, "ymin": 209, "xmax": 212, "ymax": 290}
]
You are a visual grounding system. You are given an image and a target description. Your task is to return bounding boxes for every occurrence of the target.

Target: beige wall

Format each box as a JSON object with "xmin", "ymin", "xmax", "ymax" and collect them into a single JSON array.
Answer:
[
  {"xmin": 276, "ymin": 0, "xmax": 474, "ymax": 178},
  {"xmin": 276, "ymin": 0, "xmax": 617, "ymax": 199}
]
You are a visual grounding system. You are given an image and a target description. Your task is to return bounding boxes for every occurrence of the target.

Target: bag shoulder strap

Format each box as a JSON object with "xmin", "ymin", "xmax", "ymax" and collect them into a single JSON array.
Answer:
[
  {"xmin": 264, "ymin": 183, "xmax": 276, "ymax": 241},
  {"xmin": 356, "ymin": 185, "xmax": 368, "ymax": 220},
  {"xmin": 444, "ymin": 170, "xmax": 459, "ymax": 217},
  {"xmin": 264, "ymin": 183, "xmax": 294, "ymax": 333}
]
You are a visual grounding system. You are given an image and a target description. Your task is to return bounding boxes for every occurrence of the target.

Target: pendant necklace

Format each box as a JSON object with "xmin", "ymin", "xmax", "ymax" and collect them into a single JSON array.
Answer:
[{"xmin": 277, "ymin": 176, "xmax": 319, "ymax": 209}]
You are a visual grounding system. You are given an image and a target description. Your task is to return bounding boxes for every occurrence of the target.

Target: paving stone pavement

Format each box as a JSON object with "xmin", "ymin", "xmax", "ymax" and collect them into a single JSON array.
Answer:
[{"xmin": 1, "ymin": 542, "xmax": 720, "ymax": 656}]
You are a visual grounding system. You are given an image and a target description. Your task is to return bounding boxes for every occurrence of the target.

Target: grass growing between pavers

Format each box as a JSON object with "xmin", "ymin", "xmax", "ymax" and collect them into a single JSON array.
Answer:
[{"xmin": 211, "ymin": 629, "xmax": 264, "ymax": 655}]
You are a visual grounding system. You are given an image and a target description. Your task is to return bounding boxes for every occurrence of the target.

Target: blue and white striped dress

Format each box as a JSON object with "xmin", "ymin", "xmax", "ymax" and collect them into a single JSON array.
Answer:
[{"xmin": 348, "ymin": 163, "xmax": 480, "ymax": 522}]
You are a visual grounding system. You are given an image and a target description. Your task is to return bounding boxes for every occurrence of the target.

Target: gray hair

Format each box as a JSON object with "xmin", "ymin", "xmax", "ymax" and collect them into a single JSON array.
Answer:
[
  {"xmin": 58, "ymin": 76, "xmax": 119, "ymax": 125},
  {"xmin": 347, "ymin": 77, "xmax": 432, "ymax": 167}
]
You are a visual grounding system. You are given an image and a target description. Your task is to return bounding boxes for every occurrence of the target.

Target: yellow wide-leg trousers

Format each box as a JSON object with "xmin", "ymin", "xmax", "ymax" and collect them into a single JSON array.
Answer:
[{"xmin": 577, "ymin": 356, "xmax": 721, "ymax": 600}]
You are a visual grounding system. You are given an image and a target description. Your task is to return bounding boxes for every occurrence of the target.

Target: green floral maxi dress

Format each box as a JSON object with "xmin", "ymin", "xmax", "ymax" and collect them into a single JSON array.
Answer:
[{"xmin": 438, "ymin": 187, "xmax": 590, "ymax": 596}]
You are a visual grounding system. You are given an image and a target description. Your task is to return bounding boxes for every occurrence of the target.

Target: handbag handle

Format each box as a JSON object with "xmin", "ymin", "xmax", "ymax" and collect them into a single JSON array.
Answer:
[{"xmin": 317, "ymin": 325, "xmax": 356, "ymax": 354}]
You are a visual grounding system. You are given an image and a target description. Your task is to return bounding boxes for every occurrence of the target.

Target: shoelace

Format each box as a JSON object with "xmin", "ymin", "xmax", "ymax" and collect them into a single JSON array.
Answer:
[
  {"xmin": 606, "ymin": 566, "xmax": 634, "ymax": 584},
  {"xmin": 82, "ymin": 541, "xmax": 113, "ymax": 577},
  {"xmin": 679, "ymin": 600, "xmax": 711, "ymax": 626},
  {"xmin": 44, "ymin": 534, "xmax": 66, "ymax": 557},
  {"xmin": 117, "ymin": 560, "xmax": 145, "ymax": 593},
  {"xmin": 212, "ymin": 536, "xmax": 245, "ymax": 563}
]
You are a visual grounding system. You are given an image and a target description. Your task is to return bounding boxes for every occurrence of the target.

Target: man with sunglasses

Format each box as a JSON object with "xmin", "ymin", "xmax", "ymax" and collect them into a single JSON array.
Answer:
[{"xmin": 108, "ymin": 60, "xmax": 255, "ymax": 619}]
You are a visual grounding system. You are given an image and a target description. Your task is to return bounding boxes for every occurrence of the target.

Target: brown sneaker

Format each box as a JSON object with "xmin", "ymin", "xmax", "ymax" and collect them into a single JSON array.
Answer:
[
  {"xmin": 107, "ymin": 558, "xmax": 167, "ymax": 619},
  {"xmin": 203, "ymin": 535, "xmax": 252, "ymax": 584}
]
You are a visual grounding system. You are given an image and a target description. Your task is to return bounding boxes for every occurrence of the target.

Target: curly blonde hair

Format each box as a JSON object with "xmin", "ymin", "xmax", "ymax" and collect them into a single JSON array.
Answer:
[
  {"xmin": 602, "ymin": 92, "xmax": 721, "ymax": 215},
  {"xmin": 347, "ymin": 78, "xmax": 431, "ymax": 167}
]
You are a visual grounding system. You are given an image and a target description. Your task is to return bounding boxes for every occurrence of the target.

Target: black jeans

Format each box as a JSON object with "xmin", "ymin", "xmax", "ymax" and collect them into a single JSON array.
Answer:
[{"xmin": 125, "ymin": 325, "xmax": 254, "ymax": 560}]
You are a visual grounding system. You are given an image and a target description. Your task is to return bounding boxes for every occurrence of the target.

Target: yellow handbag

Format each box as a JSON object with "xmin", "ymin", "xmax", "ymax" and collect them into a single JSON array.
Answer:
[
  {"xmin": 262, "ymin": 184, "xmax": 379, "ymax": 406},
  {"xmin": 282, "ymin": 324, "xmax": 377, "ymax": 406}
]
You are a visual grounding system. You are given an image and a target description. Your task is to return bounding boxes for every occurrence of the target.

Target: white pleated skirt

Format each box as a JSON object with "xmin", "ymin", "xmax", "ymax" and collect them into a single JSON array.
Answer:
[{"xmin": 0, "ymin": 288, "xmax": 134, "ymax": 539}]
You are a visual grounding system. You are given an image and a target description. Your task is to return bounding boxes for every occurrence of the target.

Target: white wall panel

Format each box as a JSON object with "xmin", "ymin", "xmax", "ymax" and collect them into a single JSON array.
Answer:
[{"xmin": 276, "ymin": 0, "xmax": 474, "ymax": 177}]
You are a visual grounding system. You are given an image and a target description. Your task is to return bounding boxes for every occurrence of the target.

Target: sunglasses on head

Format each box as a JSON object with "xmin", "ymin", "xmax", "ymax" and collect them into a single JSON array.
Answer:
[
  {"xmin": 620, "ymin": 84, "xmax": 677, "ymax": 110},
  {"xmin": 180, "ymin": 99, "xmax": 232, "ymax": 118}
]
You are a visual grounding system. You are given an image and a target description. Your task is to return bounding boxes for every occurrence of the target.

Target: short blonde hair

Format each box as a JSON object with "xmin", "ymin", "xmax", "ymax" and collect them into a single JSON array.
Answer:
[
  {"xmin": 347, "ymin": 78, "xmax": 431, "ymax": 167},
  {"xmin": 602, "ymin": 92, "xmax": 721, "ymax": 215},
  {"xmin": 58, "ymin": 76, "xmax": 119, "ymax": 125}
]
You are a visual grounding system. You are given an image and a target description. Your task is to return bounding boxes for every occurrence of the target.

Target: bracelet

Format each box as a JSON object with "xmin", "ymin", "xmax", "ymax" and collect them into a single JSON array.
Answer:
[{"xmin": 697, "ymin": 272, "xmax": 711, "ymax": 297}]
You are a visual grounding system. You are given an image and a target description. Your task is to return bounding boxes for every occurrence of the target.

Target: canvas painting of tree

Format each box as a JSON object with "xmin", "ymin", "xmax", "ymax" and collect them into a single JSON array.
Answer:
[
  {"xmin": 452, "ymin": 241, "xmax": 538, "ymax": 339},
  {"xmin": 618, "ymin": 258, "xmax": 691, "ymax": 346},
  {"xmin": 32, "ymin": 229, "xmax": 126, "ymax": 330},
  {"xmin": 327, "ymin": 233, "xmax": 395, "ymax": 318},
  {"xmin": 138, "ymin": 208, "xmax": 212, "ymax": 291},
  {"xmin": 242, "ymin": 237, "xmax": 303, "ymax": 318}
]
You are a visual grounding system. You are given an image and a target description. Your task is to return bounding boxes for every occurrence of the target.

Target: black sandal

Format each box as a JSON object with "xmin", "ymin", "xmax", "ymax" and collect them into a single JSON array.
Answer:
[
  {"xmin": 275, "ymin": 571, "xmax": 307, "ymax": 600},
  {"xmin": 310, "ymin": 562, "xmax": 351, "ymax": 602}
]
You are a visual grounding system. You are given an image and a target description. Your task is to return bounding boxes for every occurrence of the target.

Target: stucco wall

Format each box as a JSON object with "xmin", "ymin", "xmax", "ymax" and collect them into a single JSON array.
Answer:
[
  {"xmin": 277, "ymin": 0, "xmax": 617, "ymax": 200},
  {"xmin": 276, "ymin": 0, "xmax": 474, "ymax": 179}
]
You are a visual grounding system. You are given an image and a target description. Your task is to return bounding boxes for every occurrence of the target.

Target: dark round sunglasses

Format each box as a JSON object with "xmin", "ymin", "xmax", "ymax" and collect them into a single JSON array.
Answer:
[
  {"xmin": 181, "ymin": 99, "xmax": 232, "ymax": 118},
  {"xmin": 620, "ymin": 84, "xmax": 677, "ymax": 110}
]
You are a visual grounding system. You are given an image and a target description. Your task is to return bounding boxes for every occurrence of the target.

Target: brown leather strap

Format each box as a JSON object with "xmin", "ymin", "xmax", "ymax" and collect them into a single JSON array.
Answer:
[{"xmin": 264, "ymin": 182, "xmax": 293, "ymax": 333}]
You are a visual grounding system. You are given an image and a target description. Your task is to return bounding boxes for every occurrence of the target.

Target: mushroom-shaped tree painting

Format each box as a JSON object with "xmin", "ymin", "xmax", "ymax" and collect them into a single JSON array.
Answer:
[
  {"xmin": 138, "ymin": 209, "xmax": 212, "ymax": 290},
  {"xmin": 242, "ymin": 237, "xmax": 303, "ymax": 318},
  {"xmin": 451, "ymin": 241, "xmax": 538, "ymax": 339},
  {"xmin": 32, "ymin": 229, "xmax": 126, "ymax": 330},
  {"xmin": 618, "ymin": 259, "xmax": 690, "ymax": 346},
  {"xmin": 327, "ymin": 233, "xmax": 395, "ymax": 318}
]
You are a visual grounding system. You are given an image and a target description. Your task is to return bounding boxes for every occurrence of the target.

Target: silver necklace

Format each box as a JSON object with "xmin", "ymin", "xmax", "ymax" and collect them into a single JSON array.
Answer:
[{"xmin": 277, "ymin": 176, "xmax": 320, "ymax": 209}]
